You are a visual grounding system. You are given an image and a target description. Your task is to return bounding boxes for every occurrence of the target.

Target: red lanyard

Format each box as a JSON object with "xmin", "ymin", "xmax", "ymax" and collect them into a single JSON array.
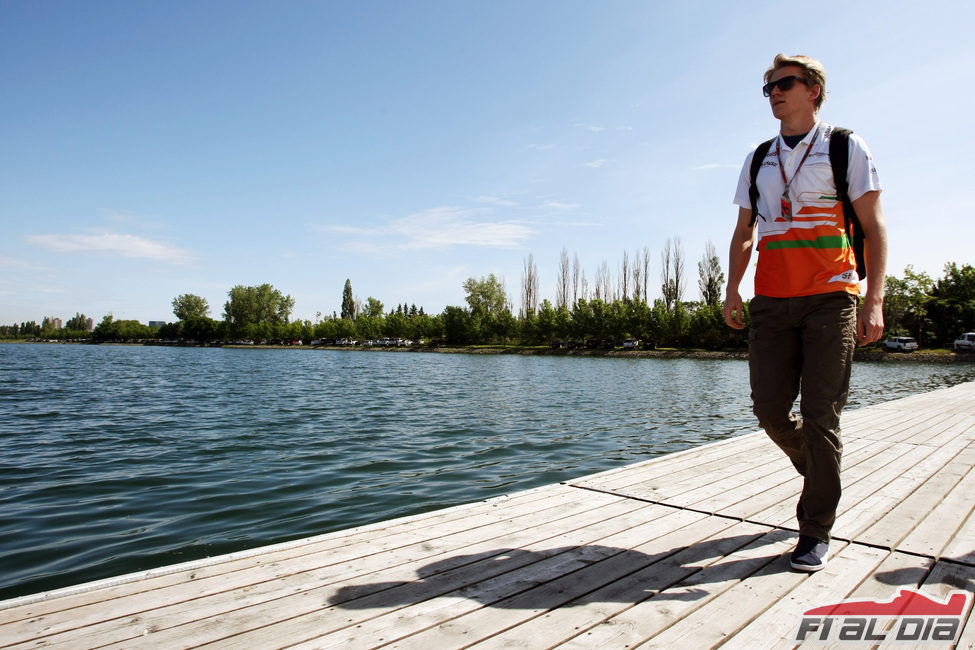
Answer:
[{"xmin": 775, "ymin": 126, "xmax": 819, "ymax": 221}]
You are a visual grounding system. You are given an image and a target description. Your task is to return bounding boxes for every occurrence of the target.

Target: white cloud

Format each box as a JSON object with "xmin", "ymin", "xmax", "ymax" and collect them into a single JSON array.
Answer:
[
  {"xmin": 584, "ymin": 159, "xmax": 609, "ymax": 168},
  {"xmin": 474, "ymin": 195, "xmax": 519, "ymax": 207},
  {"xmin": 692, "ymin": 163, "xmax": 741, "ymax": 171},
  {"xmin": 25, "ymin": 232, "xmax": 194, "ymax": 264},
  {"xmin": 325, "ymin": 206, "xmax": 535, "ymax": 252},
  {"xmin": 324, "ymin": 224, "xmax": 382, "ymax": 236},
  {"xmin": 575, "ymin": 123, "xmax": 605, "ymax": 133},
  {"xmin": 392, "ymin": 207, "xmax": 534, "ymax": 249},
  {"xmin": 543, "ymin": 200, "xmax": 579, "ymax": 210},
  {"xmin": 528, "ymin": 143, "xmax": 555, "ymax": 150},
  {"xmin": 0, "ymin": 255, "xmax": 47, "ymax": 271}
]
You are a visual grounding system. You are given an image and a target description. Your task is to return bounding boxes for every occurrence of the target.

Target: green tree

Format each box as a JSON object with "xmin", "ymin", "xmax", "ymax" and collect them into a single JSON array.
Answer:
[
  {"xmin": 442, "ymin": 306, "xmax": 473, "ymax": 344},
  {"xmin": 697, "ymin": 241, "xmax": 725, "ymax": 307},
  {"xmin": 223, "ymin": 284, "xmax": 295, "ymax": 335},
  {"xmin": 491, "ymin": 309, "xmax": 519, "ymax": 343},
  {"xmin": 92, "ymin": 315, "xmax": 117, "ymax": 341},
  {"xmin": 384, "ymin": 310, "xmax": 409, "ymax": 338},
  {"xmin": 363, "ymin": 297, "xmax": 384, "ymax": 319},
  {"xmin": 519, "ymin": 310, "xmax": 539, "ymax": 344},
  {"xmin": 356, "ymin": 315, "xmax": 383, "ymax": 340},
  {"xmin": 690, "ymin": 304, "xmax": 728, "ymax": 350},
  {"xmin": 535, "ymin": 300, "xmax": 557, "ymax": 343},
  {"xmin": 927, "ymin": 262, "xmax": 975, "ymax": 346},
  {"xmin": 92, "ymin": 316, "xmax": 153, "ymax": 341},
  {"xmin": 341, "ymin": 279, "xmax": 355, "ymax": 320},
  {"xmin": 172, "ymin": 294, "xmax": 210, "ymax": 321},
  {"xmin": 463, "ymin": 274, "xmax": 509, "ymax": 319},
  {"xmin": 183, "ymin": 316, "xmax": 221, "ymax": 343},
  {"xmin": 884, "ymin": 266, "xmax": 934, "ymax": 342},
  {"xmin": 65, "ymin": 313, "xmax": 88, "ymax": 331}
]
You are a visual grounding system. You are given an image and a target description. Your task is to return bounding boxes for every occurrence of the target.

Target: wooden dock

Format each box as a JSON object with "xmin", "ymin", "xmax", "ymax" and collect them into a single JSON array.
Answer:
[{"xmin": 2, "ymin": 382, "xmax": 974, "ymax": 648}]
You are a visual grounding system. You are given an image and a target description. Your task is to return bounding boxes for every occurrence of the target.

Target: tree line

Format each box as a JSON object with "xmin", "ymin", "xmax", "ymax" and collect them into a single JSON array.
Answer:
[
  {"xmin": 3, "ymin": 250, "xmax": 972, "ymax": 350},
  {"xmin": 883, "ymin": 262, "xmax": 975, "ymax": 347}
]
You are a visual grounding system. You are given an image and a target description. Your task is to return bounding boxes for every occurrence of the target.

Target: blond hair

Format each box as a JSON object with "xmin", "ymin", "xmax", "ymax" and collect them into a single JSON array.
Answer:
[{"xmin": 765, "ymin": 54, "xmax": 827, "ymax": 110}]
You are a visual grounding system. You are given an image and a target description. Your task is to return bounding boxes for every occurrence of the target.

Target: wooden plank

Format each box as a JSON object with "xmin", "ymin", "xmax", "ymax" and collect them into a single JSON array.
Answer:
[
  {"xmin": 840, "ymin": 404, "xmax": 912, "ymax": 432},
  {"xmin": 908, "ymin": 412, "xmax": 975, "ymax": 448},
  {"xmin": 816, "ymin": 550, "xmax": 938, "ymax": 650},
  {"xmin": 2, "ymin": 489, "xmax": 643, "ymax": 648},
  {"xmin": 878, "ymin": 384, "xmax": 975, "ymax": 417},
  {"xmin": 0, "ymin": 482, "xmax": 572, "ymax": 622},
  {"xmin": 460, "ymin": 520, "xmax": 781, "ymax": 650},
  {"xmin": 706, "ymin": 542, "xmax": 891, "ymax": 650},
  {"xmin": 550, "ymin": 529, "xmax": 800, "ymax": 649},
  {"xmin": 833, "ymin": 436, "xmax": 972, "ymax": 543},
  {"xmin": 591, "ymin": 448, "xmax": 788, "ymax": 508},
  {"xmin": 567, "ymin": 435, "xmax": 763, "ymax": 491},
  {"xmin": 843, "ymin": 408, "xmax": 936, "ymax": 444},
  {"xmin": 675, "ymin": 437, "xmax": 882, "ymax": 517},
  {"xmin": 318, "ymin": 511, "xmax": 740, "ymax": 650},
  {"xmin": 0, "ymin": 485, "xmax": 578, "ymax": 615},
  {"xmin": 571, "ymin": 433, "xmax": 770, "ymax": 494},
  {"xmin": 846, "ymin": 408, "xmax": 951, "ymax": 444},
  {"xmin": 873, "ymin": 559, "xmax": 975, "ymax": 650},
  {"xmin": 586, "ymin": 436, "xmax": 879, "ymax": 518},
  {"xmin": 366, "ymin": 519, "xmax": 772, "ymax": 650},
  {"xmin": 86, "ymin": 498, "xmax": 664, "ymax": 649},
  {"xmin": 721, "ymin": 437, "xmax": 908, "ymax": 528},
  {"xmin": 185, "ymin": 502, "xmax": 692, "ymax": 650},
  {"xmin": 942, "ymin": 507, "xmax": 975, "ymax": 566},
  {"xmin": 859, "ymin": 440, "xmax": 975, "ymax": 553}
]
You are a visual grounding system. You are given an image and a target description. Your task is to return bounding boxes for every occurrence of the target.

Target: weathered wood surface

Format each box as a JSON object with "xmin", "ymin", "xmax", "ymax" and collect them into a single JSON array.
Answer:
[{"xmin": 2, "ymin": 382, "xmax": 974, "ymax": 649}]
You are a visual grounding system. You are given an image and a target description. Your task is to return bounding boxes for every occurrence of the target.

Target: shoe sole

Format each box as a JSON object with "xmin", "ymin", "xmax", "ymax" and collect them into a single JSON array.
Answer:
[{"xmin": 790, "ymin": 558, "xmax": 827, "ymax": 572}]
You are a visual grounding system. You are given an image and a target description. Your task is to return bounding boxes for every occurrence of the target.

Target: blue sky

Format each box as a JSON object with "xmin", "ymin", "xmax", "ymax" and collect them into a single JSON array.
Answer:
[{"xmin": 2, "ymin": 1, "xmax": 973, "ymax": 325}]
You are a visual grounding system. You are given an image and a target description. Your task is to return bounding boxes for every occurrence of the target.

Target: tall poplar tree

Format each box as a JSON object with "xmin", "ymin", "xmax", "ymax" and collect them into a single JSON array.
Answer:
[
  {"xmin": 697, "ymin": 241, "xmax": 725, "ymax": 307},
  {"xmin": 341, "ymin": 279, "xmax": 355, "ymax": 320}
]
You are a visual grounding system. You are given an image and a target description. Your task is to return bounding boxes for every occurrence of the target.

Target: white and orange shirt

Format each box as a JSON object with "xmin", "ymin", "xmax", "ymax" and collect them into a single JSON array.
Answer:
[{"xmin": 734, "ymin": 121, "xmax": 882, "ymax": 298}]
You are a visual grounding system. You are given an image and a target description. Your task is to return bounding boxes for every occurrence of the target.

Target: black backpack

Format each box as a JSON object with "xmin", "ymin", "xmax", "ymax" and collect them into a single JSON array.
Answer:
[{"xmin": 747, "ymin": 127, "xmax": 866, "ymax": 280}]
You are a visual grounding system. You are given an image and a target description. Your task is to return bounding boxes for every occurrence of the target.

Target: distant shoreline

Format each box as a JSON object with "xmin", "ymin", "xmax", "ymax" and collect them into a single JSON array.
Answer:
[
  {"xmin": 226, "ymin": 344, "xmax": 970, "ymax": 363},
  {"xmin": 4, "ymin": 339, "xmax": 973, "ymax": 362}
]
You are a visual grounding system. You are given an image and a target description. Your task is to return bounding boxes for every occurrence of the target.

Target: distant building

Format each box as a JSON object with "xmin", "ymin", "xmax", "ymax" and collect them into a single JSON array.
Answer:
[
  {"xmin": 148, "ymin": 321, "xmax": 166, "ymax": 329},
  {"xmin": 86, "ymin": 318, "xmax": 94, "ymax": 332}
]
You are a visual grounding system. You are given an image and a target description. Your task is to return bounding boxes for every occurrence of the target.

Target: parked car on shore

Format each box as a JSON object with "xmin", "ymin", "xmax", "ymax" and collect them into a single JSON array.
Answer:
[
  {"xmin": 883, "ymin": 336, "xmax": 918, "ymax": 352},
  {"xmin": 955, "ymin": 333, "xmax": 975, "ymax": 351}
]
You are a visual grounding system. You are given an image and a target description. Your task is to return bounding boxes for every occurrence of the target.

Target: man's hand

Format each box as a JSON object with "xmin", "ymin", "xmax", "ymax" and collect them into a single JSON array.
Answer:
[
  {"xmin": 852, "ymin": 190, "xmax": 888, "ymax": 347},
  {"xmin": 723, "ymin": 290, "xmax": 745, "ymax": 330},
  {"xmin": 857, "ymin": 297, "xmax": 884, "ymax": 346}
]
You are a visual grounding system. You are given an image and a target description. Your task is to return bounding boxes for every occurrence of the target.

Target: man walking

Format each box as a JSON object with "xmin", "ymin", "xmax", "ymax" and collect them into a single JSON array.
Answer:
[{"xmin": 723, "ymin": 54, "xmax": 888, "ymax": 572}]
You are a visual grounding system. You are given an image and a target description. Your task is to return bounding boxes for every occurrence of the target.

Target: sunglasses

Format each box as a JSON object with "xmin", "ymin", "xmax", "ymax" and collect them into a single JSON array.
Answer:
[{"xmin": 762, "ymin": 75, "xmax": 808, "ymax": 97}]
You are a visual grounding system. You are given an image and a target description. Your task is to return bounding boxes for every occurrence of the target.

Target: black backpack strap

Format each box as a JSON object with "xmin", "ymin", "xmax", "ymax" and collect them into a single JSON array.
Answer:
[
  {"xmin": 829, "ymin": 127, "xmax": 866, "ymax": 279},
  {"xmin": 748, "ymin": 137, "xmax": 776, "ymax": 227}
]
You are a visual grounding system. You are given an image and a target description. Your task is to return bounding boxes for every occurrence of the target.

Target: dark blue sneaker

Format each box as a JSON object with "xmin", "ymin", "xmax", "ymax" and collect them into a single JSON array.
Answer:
[{"xmin": 790, "ymin": 535, "xmax": 828, "ymax": 572}]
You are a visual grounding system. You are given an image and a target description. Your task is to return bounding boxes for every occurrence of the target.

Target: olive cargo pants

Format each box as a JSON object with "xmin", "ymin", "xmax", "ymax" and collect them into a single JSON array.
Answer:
[{"xmin": 748, "ymin": 292, "xmax": 858, "ymax": 543}]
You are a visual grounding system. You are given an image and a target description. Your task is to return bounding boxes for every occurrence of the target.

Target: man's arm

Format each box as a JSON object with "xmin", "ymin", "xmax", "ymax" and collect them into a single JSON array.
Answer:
[
  {"xmin": 722, "ymin": 206, "xmax": 756, "ymax": 329},
  {"xmin": 852, "ymin": 190, "xmax": 887, "ymax": 345}
]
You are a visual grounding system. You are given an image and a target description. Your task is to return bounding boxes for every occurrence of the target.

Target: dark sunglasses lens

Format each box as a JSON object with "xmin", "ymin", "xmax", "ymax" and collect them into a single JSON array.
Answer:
[{"xmin": 763, "ymin": 76, "xmax": 797, "ymax": 96}]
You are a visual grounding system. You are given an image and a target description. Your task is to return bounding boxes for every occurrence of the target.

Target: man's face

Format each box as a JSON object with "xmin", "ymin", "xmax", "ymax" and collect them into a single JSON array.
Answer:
[{"xmin": 767, "ymin": 65, "xmax": 819, "ymax": 121}]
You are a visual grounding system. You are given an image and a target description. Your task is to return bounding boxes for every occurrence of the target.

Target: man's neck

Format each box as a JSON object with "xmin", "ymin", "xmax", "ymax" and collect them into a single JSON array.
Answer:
[{"xmin": 780, "ymin": 114, "xmax": 818, "ymax": 137}]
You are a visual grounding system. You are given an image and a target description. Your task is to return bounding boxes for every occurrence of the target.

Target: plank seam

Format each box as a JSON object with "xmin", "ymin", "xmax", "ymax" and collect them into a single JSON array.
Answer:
[{"xmin": 567, "ymin": 483, "xmax": 971, "ymax": 565}]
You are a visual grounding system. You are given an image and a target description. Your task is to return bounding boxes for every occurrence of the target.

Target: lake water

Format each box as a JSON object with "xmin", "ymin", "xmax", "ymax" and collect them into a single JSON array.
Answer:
[{"xmin": 1, "ymin": 343, "xmax": 973, "ymax": 600}]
